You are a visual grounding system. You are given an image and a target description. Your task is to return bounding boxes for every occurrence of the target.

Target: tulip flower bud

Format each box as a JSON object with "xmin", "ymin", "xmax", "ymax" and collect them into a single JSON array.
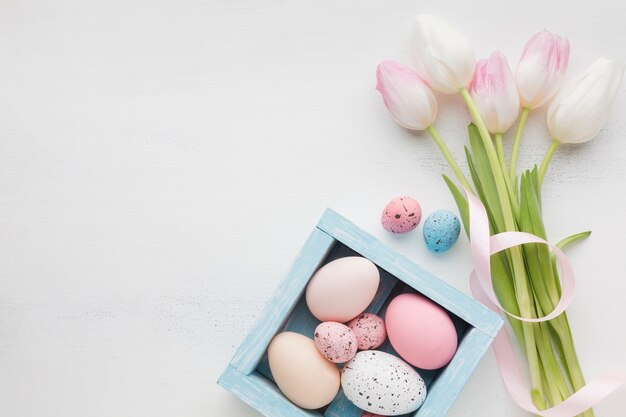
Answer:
[
  {"xmin": 376, "ymin": 61, "xmax": 438, "ymax": 130},
  {"xmin": 516, "ymin": 30, "xmax": 570, "ymax": 109},
  {"xmin": 470, "ymin": 52, "xmax": 520, "ymax": 134},
  {"xmin": 411, "ymin": 15, "xmax": 476, "ymax": 94},
  {"xmin": 547, "ymin": 58, "xmax": 624, "ymax": 144}
]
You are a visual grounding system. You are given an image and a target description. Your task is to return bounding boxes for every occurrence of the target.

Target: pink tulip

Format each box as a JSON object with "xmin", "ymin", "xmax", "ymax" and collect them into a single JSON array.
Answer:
[
  {"xmin": 470, "ymin": 52, "xmax": 520, "ymax": 133},
  {"xmin": 375, "ymin": 61, "xmax": 438, "ymax": 131},
  {"xmin": 516, "ymin": 30, "xmax": 570, "ymax": 109}
]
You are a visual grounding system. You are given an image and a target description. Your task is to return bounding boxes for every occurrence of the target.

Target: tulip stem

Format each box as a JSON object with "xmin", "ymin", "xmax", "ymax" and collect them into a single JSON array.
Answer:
[
  {"xmin": 427, "ymin": 125, "xmax": 473, "ymax": 191},
  {"xmin": 496, "ymin": 133, "xmax": 520, "ymax": 220},
  {"xmin": 495, "ymin": 133, "xmax": 506, "ymax": 168},
  {"xmin": 552, "ymin": 314, "xmax": 596, "ymax": 417},
  {"xmin": 509, "ymin": 107, "xmax": 530, "ymax": 182},
  {"xmin": 539, "ymin": 139, "xmax": 560, "ymax": 185},
  {"xmin": 460, "ymin": 88, "xmax": 546, "ymax": 409}
]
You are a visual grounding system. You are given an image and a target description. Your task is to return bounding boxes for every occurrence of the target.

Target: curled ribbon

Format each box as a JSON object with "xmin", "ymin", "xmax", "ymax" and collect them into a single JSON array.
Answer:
[{"xmin": 465, "ymin": 189, "xmax": 626, "ymax": 416}]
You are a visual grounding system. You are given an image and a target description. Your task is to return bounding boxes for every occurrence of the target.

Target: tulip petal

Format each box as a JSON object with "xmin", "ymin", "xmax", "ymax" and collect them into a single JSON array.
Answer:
[
  {"xmin": 547, "ymin": 58, "xmax": 624, "ymax": 144},
  {"xmin": 375, "ymin": 61, "xmax": 438, "ymax": 131},
  {"xmin": 516, "ymin": 31, "xmax": 570, "ymax": 109},
  {"xmin": 470, "ymin": 52, "xmax": 520, "ymax": 133},
  {"xmin": 412, "ymin": 15, "xmax": 476, "ymax": 94}
]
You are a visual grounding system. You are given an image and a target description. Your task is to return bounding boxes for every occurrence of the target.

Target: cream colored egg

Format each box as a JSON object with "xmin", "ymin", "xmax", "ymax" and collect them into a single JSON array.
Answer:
[
  {"xmin": 306, "ymin": 257, "xmax": 380, "ymax": 322},
  {"xmin": 268, "ymin": 332, "xmax": 340, "ymax": 409}
]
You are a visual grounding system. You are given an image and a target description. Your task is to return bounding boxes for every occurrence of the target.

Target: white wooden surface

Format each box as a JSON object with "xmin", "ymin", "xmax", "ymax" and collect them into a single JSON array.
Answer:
[{"xmin": 0, "ymin": 1, "xmax": 625, "ymax": 416}]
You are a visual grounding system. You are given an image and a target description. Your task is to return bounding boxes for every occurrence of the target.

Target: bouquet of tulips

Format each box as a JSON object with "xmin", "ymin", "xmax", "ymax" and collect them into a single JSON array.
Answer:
[{"xmin": 376, "ymin": 15, "xmax": 624, "ymax": 416}]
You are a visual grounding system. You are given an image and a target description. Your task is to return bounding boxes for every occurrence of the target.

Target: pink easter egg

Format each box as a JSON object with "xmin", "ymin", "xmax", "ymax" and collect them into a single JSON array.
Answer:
[
  {"xmin": 314, "ymin": 322, "xmax": 358, "ymax": 363},
  {"xmin": 361, "ymin": 413, "xmax": 384, "ymax": 417},
  {"xmin": 347, "ymin": 313, "xmax": 387, "ymax": 350},
  {"xmin": 385, "ymin": 293, "xmax": 457, "ymax": 370},
  {"xmin": 381, "ymin": 196, "xmax": 422, "ymax": 234}
]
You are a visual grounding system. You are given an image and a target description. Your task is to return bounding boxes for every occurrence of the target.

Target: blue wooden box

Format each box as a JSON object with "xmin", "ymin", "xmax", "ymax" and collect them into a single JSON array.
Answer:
[{"xmin": 218, "ymin": 209, "xmax": 503, "ymax": 417}]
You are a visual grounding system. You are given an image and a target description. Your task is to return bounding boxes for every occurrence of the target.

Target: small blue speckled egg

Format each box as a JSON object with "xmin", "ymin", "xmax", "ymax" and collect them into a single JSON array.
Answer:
[{"xmin": 423, "ymin": 210, "xmax": 460, "ymax": 253}]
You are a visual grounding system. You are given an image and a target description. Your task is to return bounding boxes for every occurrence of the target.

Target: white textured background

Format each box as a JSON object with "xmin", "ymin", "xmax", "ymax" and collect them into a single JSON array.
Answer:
[{"xmin": 0, "ymin": 1, "xmax": 625, "ymax": 416}]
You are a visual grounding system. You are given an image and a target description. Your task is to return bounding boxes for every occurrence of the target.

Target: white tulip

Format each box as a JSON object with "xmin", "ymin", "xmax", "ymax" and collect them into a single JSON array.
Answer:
[
  {"xmin": 411, "ymin": 14, "xmax": 476, "ymax": 94},
  {"xmin": 375, "ymin": 60, "xmax": 438, "ymax": 130},
  {"xmin": 547, "ymin": 58, "xmax": 624, "ymax": 144}
]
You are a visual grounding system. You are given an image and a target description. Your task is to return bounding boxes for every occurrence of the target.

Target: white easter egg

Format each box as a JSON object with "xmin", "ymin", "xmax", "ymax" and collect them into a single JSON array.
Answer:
[{"xmin": 341, "ymin": 350, "xmax": 427, "ymax": 416}]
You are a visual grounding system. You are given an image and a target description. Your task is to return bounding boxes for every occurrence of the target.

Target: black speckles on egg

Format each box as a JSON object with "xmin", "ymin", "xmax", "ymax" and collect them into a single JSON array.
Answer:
[
  {"xmin": 341, "ymin": 350, "xmax": 427, "ymax": 415},
  {"xmin": 313, "ymin": 322, "xmax": 358, "ymax": 364},
  {"xmin": 423, "ymin": 209, "xmax": 461, "ymax": 253},
  {"xmin": 381, "ymin": 196, "xmax": 423, "ymax": 234},
  {"xmin": 348, "ymin": 313, "xmax": 387, "ymax": 350}
]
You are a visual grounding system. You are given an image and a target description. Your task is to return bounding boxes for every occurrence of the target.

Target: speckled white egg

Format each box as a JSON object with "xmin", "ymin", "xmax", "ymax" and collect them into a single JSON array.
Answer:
[
  {"xmin": 314, "ymin": 322, "xmax": 358, "ymax": 363},
  {"xmin": 423, "ymin": 209, "xmax": 461, "ymax": 253},
  {"xmin": 341, "ymin": 351, "xmax": 427, "ymax": 416}
]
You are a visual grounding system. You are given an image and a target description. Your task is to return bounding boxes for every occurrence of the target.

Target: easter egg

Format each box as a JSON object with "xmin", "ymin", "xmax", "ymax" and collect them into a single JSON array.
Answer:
[
  {"xmin": 381, "ymin": 196, "xmax": 422, "ymax": 234},
  {"xmin": 267, "ymin": 332, "xmax": 340, "ymax": 409},
  {"xmin": 385, "ymin": 293, "xmax": 457, "ymax": 369},
  {"xmin": 423, "ymin": 209, "xmax": 460, "ymax": 253},
  {"xmin": 361, "ymin": 413, "xmax": 384, "ymax": 417},
  {"xmin": 306, "ymin": 257, "xmax": 380, "ymax": 322},
  {"xmin": 341, "ymin": 350, "xmax": 427, "ymax": 415},
  {"xmin": 314, "ymin": 322, "xmax": 358, "ymax": 363},
  {"xmin": 347, "ymin": 313, "xmax": 387, "ymax": 350}
]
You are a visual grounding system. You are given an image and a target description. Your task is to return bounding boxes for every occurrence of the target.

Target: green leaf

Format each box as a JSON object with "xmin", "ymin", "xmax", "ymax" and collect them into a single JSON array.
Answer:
[
  {"xmin": 522, "ymin": 170, "xmax": 547, "ymax": 239},
  {"xmin": 445, "ymin": 167, "xmax": 523, "ymax": 348},
  {"xmin": 529, "ymin": 166, "xmax": 542, "ymax": 210},
  {"xmin": 467, "ymin": 124, "xmax": 506, "ymax": 233},
  {"xmin": 531, "ymin": 389, "xmax": 547, "ymax": 411},
  {"xmin": 551, "ymin": 230, "xmax": 591, "ymax": 297},
  {"xmin": 556, "ymin": 231, "xmax": 592, "ymax": 250},
  {"xmin": 445, "ymin": 129, "xmax": 529, "ymax": 354},
  {"xmin": 491, "ymin": 250, "xmax": 525, "ymax": 346},
  {"xmin": 518, "ymin": 171, "xmax": 550, "ymax": 301},
  {"xmin": 465, "ymin": 146, "xmax": 484, "ymax": 199},
  {"xmin": 535, "ymin": 322, "xmax": 572, "ymax": 400},
  {"xmin": 548, "ymin": 322, "xmax": 575, "ymax": 389},
  {"xmin": 442, "ymin": 175, "xmax": 470, "ymax": 238},
  {"xmin": 465, "ymin": 146, "xmax": 499, "ymax": 234},
  {"xmin": 519, "ymin": 170, "xmax": 561, "ymax": 316}
]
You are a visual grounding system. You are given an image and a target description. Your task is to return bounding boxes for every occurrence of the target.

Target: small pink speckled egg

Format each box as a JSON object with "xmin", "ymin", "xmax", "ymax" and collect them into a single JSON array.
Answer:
[
  {"xmin": 314, "ymin": 322, "xmax": 358, "ymax": 363},
  {"xmin": 348, "ymin": 313, "xmax": 387, "ymax": 350},
  {"xmin": 381, "ymin": 196, "xmax": 422, "ymax": 234},
  {"xmin": 361, "ymin": 413, "xmax": 384, "ymax": 417}
]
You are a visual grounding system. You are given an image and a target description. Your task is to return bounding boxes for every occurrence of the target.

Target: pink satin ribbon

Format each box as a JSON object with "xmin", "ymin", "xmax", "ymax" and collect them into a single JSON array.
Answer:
[{"xmin": 465, "ymin": 189, "xmax": 626, "ymax": 416}]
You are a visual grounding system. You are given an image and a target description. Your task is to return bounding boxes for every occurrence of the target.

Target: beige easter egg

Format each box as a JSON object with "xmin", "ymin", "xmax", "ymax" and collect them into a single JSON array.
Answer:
[
  {"xmin": 268, "ymin": 332, "xmax": 340, "ymax": 409},
  {"xmin": 305, "ymin": 257, "xmax": 380, "ymax": 322}
]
